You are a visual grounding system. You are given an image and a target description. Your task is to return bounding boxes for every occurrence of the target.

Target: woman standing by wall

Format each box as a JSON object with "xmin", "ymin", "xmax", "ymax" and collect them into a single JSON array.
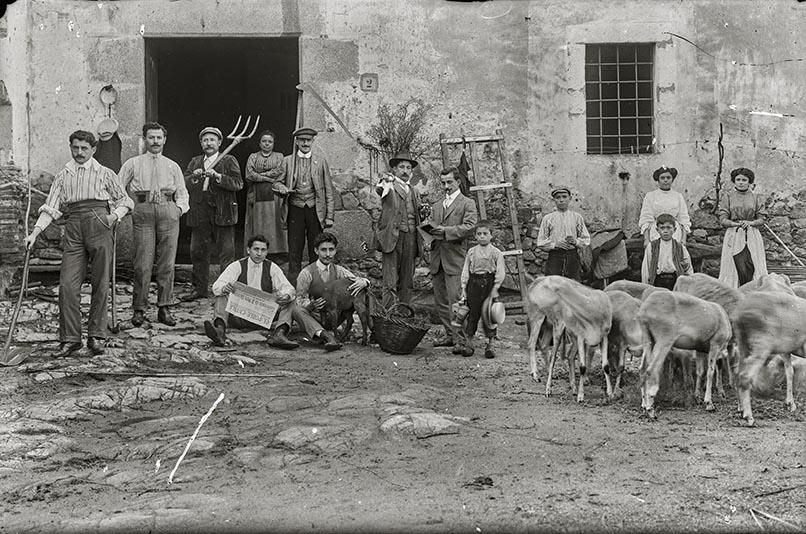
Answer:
[
  {"xmin": 717, "ymin": 168, "xmax": 767, "ymax": 288},
  {"xmin": 638, "ymin": 166, "xmax": 692, "ymax": 283},
  {"xmin": 244, "ymin": 130, "xmax": 287, "ymax": 254}
]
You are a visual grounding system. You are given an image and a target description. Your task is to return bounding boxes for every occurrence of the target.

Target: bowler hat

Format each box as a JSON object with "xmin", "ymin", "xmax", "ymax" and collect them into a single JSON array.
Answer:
[
  {"xmin": 199, "ymin": 127, "xmax": 223, "ymax": 141},
  {"xmin": 293, "ymin": 127, "xmax": 318, "ymax": 138},
  {"xmin": 389, "ymin": 151, "xmax": 419, "ymax": 169},
  {"xmin": 481, "ymin": 296, "xmax": 506, "ymax": 329},
  {"xmin": 550, "ymin": 185, "xmax": 571, "ymax": 198}
]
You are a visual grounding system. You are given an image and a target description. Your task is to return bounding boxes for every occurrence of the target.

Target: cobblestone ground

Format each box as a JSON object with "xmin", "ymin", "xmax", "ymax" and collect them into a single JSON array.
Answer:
[{"xmin": 1, "ymin": 283, "xmax": 804, "ymax": 532}]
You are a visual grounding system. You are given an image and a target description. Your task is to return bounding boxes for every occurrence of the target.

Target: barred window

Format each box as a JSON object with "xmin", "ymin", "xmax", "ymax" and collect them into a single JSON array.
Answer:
[{"xmin": 585, "ymin": 43, "xmax": 655, "ymax": 155}]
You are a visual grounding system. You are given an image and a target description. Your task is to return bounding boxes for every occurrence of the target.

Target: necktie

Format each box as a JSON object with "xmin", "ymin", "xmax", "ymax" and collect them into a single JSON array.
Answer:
[{"xmin": 150, "ymin": 157, "xmax": 159, "ymax": 191}]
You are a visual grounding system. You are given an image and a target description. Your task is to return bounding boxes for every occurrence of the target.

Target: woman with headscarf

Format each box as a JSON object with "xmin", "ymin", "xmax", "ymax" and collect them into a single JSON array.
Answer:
[
  {"xmin": 717, "ymin": 167, "xmax": 767, "ymax": 288},
  {"xmin": 244, "ymin": 129, "xmax": 287, "ymax": 254},
  {"xmin": 638, "ymin": 166, "xmax": 691, "ymax": 283}
]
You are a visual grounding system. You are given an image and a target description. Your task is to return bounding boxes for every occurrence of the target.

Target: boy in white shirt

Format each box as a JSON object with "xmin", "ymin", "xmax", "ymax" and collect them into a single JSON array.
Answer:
[
  {"xmin": 455, "ymin": 220, "xmax": 506, "ymax": 358},
  {"xmin": 642, "ymin": 213, "xmax": 694, "ymax": 290},
  {"xmin": 536, "ymin": 185, "xmax": 591, "ymax": 280}
]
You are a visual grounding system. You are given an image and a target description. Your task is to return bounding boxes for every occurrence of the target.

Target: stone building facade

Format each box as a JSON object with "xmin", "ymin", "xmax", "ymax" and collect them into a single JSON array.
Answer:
[{"xmin": 0, "ymin": 0, "xmax": 803, "ymax": 288}]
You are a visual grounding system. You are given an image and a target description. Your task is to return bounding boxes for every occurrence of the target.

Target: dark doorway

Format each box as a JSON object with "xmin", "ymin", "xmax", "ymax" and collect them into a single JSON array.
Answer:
[{"xmin": 145, "ymin": 37, "xmax": 299, "ymax": 263}]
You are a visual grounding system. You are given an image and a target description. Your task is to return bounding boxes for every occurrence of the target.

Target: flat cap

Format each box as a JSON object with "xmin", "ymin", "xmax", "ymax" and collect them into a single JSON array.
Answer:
[
  {"xmin": 550, "ymin": 185, "xmax": 571, "ymax": 198},
  {"xmin": 198, "ymin": 127, "xmax": 223, "ymax": 141},
  {"xmin": 293, "ymin": 127, "xmax": 318, "ymax": 138}
]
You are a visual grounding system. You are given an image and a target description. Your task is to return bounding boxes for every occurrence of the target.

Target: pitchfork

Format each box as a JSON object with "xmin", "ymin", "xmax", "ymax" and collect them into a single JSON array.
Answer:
[{"xmin": 208, "ymin": 115, "xmax": 261, "ymax": 169}]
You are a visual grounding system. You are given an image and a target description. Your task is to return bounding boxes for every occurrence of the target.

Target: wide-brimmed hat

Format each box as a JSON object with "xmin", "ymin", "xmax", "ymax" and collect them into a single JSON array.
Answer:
[
  {"xmin": 389, "ymin": 151, "xmax": 419, "ymax": 169},
  {"xmin": 199, "ymin": 127, "xmax": 223, "ymax": 141},
  {"xmin": 481, "ymin": 296, "xmax": 506, "ymax": 329},
  {"xmin": 97, "ymin": 117, "xmax": 119, "ymax": 141},
  {"xmin": 293, "ymin": 127, "xmax": 318, "ymax": 139}
]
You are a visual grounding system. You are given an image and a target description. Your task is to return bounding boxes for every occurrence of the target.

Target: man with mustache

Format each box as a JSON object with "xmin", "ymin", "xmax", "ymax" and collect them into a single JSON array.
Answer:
[
  {"xmin": 374, "ymin": 151, "xmax": 422, "ymax": 308},
  {"xmin": 119, "ymin": 122, "xmax": 189, "ymax": 326},
  {"xmin": 183, "ymin": 126, "xmax": 243, "ymax": 301},
  {"xmin": 428, "ymin": 167, "xmax": 478, "ymax": 347},
  {"xmin": 277, "ymin": 127, "xmax": 335, "ymax": 284},
  {"xmin": 24, "ymin": 130, "xmax": 134, "ymax": 357}
]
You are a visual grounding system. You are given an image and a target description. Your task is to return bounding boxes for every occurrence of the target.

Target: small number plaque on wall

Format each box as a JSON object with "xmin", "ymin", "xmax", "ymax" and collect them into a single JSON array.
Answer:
[{"xmin": 360, "ymin": 73, "xmax": 379, "ymax": 92}]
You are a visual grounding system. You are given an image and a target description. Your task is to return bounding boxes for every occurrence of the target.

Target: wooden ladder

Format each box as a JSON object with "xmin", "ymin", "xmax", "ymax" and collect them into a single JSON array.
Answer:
[{"xmin": 439, "ymin": 128, "xmax": 528, "ymax": 311}]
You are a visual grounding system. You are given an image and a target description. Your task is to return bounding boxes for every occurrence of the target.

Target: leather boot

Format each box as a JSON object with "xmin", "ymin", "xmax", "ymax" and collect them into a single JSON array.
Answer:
[
  {"xmin": 204, "ymin": 318, "xmax": 227, "ymax": 346},
  {"xmin": 269, "ymin": 325, "xmax": 299, "ymax": 350},
  {"xmin": 52, "ymin": 341, "xmax": 82, "ymax": 358},
  {"xmin": 158, "ymin": 306, "xmax": 176, "ymax": 326},
  {"xmin": 320, "ymin": 330, "xmax": 342, "ymax": 352},
  {"xmin": 87, "ymin": 337, "xmax": 105, "ymax": 355},
  {"xmin": 131, "ymin": 310, "xmax": 145, "ymax": 327}
]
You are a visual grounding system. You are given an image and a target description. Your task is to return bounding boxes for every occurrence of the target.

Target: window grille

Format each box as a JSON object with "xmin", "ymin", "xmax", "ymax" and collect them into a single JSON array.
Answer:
[{"xmin": 585, "ymin": 43, "xmax": 654, "ymax": 155}]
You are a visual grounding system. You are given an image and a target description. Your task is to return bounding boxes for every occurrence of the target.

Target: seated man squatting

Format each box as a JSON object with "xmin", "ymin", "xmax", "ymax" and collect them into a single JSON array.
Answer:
[
  {"xmin": 203, "ymin": 234, "xmax": 343, "ymax": 351},
  {"xmin": 295, "ymin": 231, "xmax": 371, "ymax": 343}
]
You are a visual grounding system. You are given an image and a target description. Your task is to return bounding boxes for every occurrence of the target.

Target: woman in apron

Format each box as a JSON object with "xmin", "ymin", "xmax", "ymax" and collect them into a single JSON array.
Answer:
[{"xmin": 244, "ymin": 130, "xmax": 287, "ymax": 254}]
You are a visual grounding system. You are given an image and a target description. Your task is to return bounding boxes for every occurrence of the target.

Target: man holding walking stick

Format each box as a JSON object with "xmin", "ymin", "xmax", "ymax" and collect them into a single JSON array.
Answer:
[{"xmin": 24, "ymin": 130, "xmax": 133, "ymax": 357}]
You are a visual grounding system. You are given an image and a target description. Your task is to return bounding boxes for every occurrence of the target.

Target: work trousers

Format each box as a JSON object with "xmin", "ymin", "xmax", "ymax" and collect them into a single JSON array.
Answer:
[
  {"xmin": 433, "ymin": 266, "xmax": 462, "ymax": 336},
  {"xmin": 59, "ymin": 201, "xmax": 113, "ymax": 342},
  {"xmin": 382, "ymin": 230, "xmax": 416, "ymax": 308},
  {"xmin": 189, "ymin": 213, "xmax": 236, "ymax": 295},
  {"xmin": 653, "ymin": 272, "xmax": 678, "ymax": 291},
  {"xmin": 464, "ymin": 272, "xmax": 497, "ymax": 339},
  {"xmin": 545, "ymin": 248, "xmax": 581, "ymax": 281},
  {"xmin": 131, "ymin": 200, "xmax": 180, "ymax": 310},
  {"xmin": 287, "ymin": 204, "xmax": 322, "ymax": 284},
  {"xmin": 213, "ymin": 295, "xmax": 323, "ymax": 336}
]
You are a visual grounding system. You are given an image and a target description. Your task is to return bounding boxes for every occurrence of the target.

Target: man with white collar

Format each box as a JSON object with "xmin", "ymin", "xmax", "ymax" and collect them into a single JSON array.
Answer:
[
  {"xmin": 427, "ymin": 167, "xmax": 478, "ymax": 347},
  {"xmin": 277, "ymin": 127, "xmax": 335, "ymax": 284},
  {"xmin": 295, "ymin": 232, "xmax": 370, "ymax": 351},
  {"xmin": 24, "ymin": 130, "xmax": 134, "ymax": 357},
  {"xmin": 374, "ymin": 151, "xmax": 422, "ymax": 308},
  {"xmin": 119, "ymin": 122, "xmax": 189, "ymax": 327},
  {"xmin": 183, "ymin": 126, "xmax": 243, "ymax": 301},
  {"xmin": 204, "ymin": 234, "xmax": 327, "ymax": 350}
]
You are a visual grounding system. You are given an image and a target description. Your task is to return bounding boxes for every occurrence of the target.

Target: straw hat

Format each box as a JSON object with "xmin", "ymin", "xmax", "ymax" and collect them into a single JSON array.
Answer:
[{"xmin": 481, "ymin": 296, "xmax": 506, "ymax": 329}]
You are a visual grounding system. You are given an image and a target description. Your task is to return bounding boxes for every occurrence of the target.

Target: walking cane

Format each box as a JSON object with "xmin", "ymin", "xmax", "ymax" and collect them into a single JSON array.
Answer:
[{"xmin": 109, "ymin": 225, "xmax": 119, "ymax": 333}]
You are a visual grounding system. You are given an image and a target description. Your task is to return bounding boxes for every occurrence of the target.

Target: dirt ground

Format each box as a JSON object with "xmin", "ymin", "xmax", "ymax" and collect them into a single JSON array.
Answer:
[{"xmin": 1, "ymin": 284, "xmax": 805, "ymax": 533}]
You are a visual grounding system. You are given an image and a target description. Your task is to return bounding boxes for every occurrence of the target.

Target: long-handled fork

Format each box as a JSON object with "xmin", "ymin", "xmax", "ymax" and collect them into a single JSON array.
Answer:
[{"xmin": 208, "ymin": 115, "xmax": 261, "ymax": 169}]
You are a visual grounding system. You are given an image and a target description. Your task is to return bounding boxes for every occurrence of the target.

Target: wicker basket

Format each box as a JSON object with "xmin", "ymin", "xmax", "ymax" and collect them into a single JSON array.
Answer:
[{"xmin": 371, "ymin": 303, "xmax": 430, "ymax": 355}]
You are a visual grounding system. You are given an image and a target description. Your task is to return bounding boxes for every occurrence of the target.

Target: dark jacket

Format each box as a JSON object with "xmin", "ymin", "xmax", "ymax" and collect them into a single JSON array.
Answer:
[
  {"xmin": 374, "ymin": 181, "xmax": 422, "ymax": 256},
  {"xmin": 278, "ymin": 149, "xmax": 335, "ymax": 227},
  {"xmin": 429, "ymin": 193, "xmax": 478, "ymax": 276},
  {"xmin": 184, "ymin": 154, "xmax": 243, "ymax": 227}
]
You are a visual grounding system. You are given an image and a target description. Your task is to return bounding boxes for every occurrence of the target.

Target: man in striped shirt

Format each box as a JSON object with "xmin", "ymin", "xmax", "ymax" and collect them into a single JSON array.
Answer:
[
  {"xmin": 119, "ymin": 122, "xmax": 189, "ymax": 327},
  {"xmin": 24, "ymin": 130, "xmax": 134, "ymax": 357},
  {"xmin": 536, "ymin": 185, "xmax": 591, "ymax": 281}
]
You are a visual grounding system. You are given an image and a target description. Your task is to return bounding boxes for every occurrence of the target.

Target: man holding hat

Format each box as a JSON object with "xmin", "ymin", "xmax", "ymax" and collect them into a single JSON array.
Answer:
[
  {"xmin": 183, "ymin": 126, "xmax": 243, "ymax": 301},
  {"xmin": 119, "ymin": 122, "xmax": 189, "ymax": 326},
  {"xmin": 374, "ymin": 151, "xmax": 422, "ymax": 307},
  {"xmin": 536, "ymin": 185, "xmax": 590, "ymax": 280},
  {"xmin": 277, "ymin": 127, "xmax": 335, "ymax": 283}
]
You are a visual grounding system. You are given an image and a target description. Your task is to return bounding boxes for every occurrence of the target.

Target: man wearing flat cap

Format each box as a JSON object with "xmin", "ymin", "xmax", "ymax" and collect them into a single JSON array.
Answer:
[
  {"xmin": 183, "ymin": 126, "xmax": 243, "ymax": 301},
  {"xmin": 374, "ymin": 151, "xmax": 422, "ymax": 307},
  {"xmin": 536, "ymin": 185, "xmax": 590, "ymax": 280},
  {"xmin": 277, "ymin": 127, "xmax": 335, "ymax": 283}
]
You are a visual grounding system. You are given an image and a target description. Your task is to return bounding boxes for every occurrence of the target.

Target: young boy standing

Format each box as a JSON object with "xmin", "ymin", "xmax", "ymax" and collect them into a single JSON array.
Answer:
[
  {"xmin": 642, "ymin": 213, "xmax": 694, "ymax": 290},
  {"xmin": 536, "ymin": 185, "xmax": 591, "ymax": 280},
  {"xmin": 455, "ymin": 220, "xmax": 506, "ymax": 358}
]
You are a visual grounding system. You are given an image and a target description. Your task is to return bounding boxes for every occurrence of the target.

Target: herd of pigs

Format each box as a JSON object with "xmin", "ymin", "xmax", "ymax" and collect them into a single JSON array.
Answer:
[{"xmin": 524, "ymin": 273, "xmax": 805, "ymax": 426}]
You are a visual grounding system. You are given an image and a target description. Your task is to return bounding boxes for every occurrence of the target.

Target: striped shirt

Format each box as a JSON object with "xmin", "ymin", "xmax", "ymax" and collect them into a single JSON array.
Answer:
[
  {"xmin": 35, "ymin": 158, "xmax": 134, "ymax": 230},
  {"xmin": 536, "ymin": 209, "xmax": 591, "ymax": 250},
  {"xmin": 119, "ymin": 152, "xmax": 190, "ymax": 213}
]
